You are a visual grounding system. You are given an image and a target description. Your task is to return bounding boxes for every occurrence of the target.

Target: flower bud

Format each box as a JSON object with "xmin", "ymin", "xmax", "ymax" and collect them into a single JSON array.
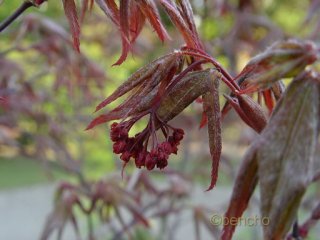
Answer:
[
  {"xmin": 135, "ymin": 151, "xmax": 146, "ymax": 168},
  {"xmin": 173, "ymin": 128, "xmax": 184, "ymax": 142},
  {"xmin": 113, "ymin": 141, "xmax": 127, "ymax": 154},
  {"xmin": 145, "ymin": 153, "xmax": 156, "ymax": 170},
  {"xmin": 120, "ymin": 151, "xmax": 131, "ymax": 163}
]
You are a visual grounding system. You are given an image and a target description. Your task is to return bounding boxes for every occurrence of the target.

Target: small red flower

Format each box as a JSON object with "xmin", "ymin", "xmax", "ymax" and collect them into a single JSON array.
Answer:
[
  {"xmin": 109, "ymin": 112, "xmax": 184, "ymax": 171},
  {"xmin": 159, "ymin": 142, "xmax": 173, "ymax": 155},
  {"xmin": 113, "ymin": 141, "xmax": 127, "ymax": 154},
  {"xmin": 110, "ymin": 122, "xmax": 128, "ymax": 141},
  {"xmin": 156, "ymin": 151, "xmax": 168, "ymax": 169},
  {"xmin": 145, "ymin": 153, "xmax": 156, "ymax": 170},
  {"xmin": 173, "ymin": 128, "xmax": 184, "ymax": 142},
  {"xmin": 168, "ymin": 136, "xmax": 179, "ymax": 154},
  {"xmin": 135, "ymin": 151, "xmax": 147, "ymax": 168},
  {"xmin": 120, "ymin": 151, "xmax": 131, "ymax": 163}
]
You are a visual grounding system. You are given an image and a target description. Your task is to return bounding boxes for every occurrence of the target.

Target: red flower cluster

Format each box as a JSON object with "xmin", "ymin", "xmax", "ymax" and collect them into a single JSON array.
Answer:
[{"xmin": 110, "ymin": 121, "xmax": 184, "ymax": 170}]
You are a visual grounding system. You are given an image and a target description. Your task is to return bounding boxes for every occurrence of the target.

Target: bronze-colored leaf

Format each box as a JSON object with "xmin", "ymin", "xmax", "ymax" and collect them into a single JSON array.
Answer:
[
  {"xmin": 95, "ymin": 53, "xmax": 179, "ymax": 112},
  {"xmin": 257, "ymin": 71, "xmax": 319, "ymax": 239},
  {"xmin": 237, "ymin": 39, "xmax": 317, "ymax": 93},
  {"xmin": 95, "ymin": 0, "xmax": 120, "ymax": 26},
  {"xmin": 221, "ymin": 146, "xmax": 258, "ymax": 240},
  {"xmin": 137, "ymin": 0, "xmax": 169, "ymax": 42},
  {"xmin": 62, "ymin": 0, "xmax": 81, "ymax": 52},
  {"xmin": 203, "ymin": 76, "xmax": 221, "ymax": 191},
  {"xmin": 221, "ymin": 92, "xmax": 268, "ymax": 239},
  {"xmin": 156, "ymin": 69, "xmax": 222, "ymax": 122},
  {"xmin": 156, "ymin": 69, "xmax": 223, "ymax": 190},
  {"xmin": 159, "ymin": 0, "xmax": 200, "ymax": 49}
]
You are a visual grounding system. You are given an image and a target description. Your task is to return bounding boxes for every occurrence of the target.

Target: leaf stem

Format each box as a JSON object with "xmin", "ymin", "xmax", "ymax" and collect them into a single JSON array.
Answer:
[{"xmin": 180, "ymin": 50, "xmax": 240, "ymax": 93}]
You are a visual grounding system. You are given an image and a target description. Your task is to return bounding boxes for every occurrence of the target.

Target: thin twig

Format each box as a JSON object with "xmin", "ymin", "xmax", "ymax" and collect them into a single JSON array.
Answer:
[{"xmin": 0, "ymin": 1, "xmax": 34, "ymax": 32}]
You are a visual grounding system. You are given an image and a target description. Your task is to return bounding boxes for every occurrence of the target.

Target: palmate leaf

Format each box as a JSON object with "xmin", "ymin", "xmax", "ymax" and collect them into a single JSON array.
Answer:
[
  {"xmin": 92, "ymin": 56, "xmax": 181, "ymax": 120},
  {"xmin": 236, "ymin": 39, "xmax": 318, "ymax": 93},
  {"xmin": 97, "ymin": 53, "xmax": 179, "ymax": 111},
  {"xmin": 89, "ymin": 67, "xmax": 225, "ymax": 190},
  {"xmin": 62, "ymin": 0, "xmax": 81, "ymax": 52},
  {"xmin": 257, "ymin": 71, "xmax": 319, "ymax": 239},
  {"xmin": 156, "ymin": 69, "xmax": 221, "ymax": 122},
  {"xmin": 91, "ymin": 69, "xmax": 217, "ymax": 130},
  {"xmin": 86, "ymin": 53, "xmax": 181, "ymax": 129},
  {"xmin": 223, "ymin": 39, "xmax": 317, "ymax": 117},
  {"xmin": 159, "ymin": 0, "xmax": 202, "ymax": 49},
  {"xmin": 93, "ymin": 181, "xmax": 150, "ymax": 228},
  {"xmin": 40, "ymin": 193, "xmax": 81, "ymax": 240},
  {"xmin": 222, "ymin": 71, "xmax": 319, "ymax": 240},
  {"xmin": 95, "ymin": 0, "xmax": 169, "ymax": 65},
  {"xmin": 155, "ymin": 69, "xmax": 223, "ymax": 190}
]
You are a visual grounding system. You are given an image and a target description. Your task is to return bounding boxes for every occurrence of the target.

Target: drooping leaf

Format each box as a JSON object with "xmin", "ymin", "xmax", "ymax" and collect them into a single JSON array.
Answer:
[
  {"xmin": 94, "ymin": 0, "xmax": 127, "ymax": 65},
  {"xmin": 95, "ymin": 0, "xmax": 120, "ymax": 25},
  {"xmin": 138, "ymin": 0, "xmax": 170, "ymax": 42},
  {"xmin": 95, "ymin": 53, "xmax": 179, "ymax": 112},
  {"xmin": 111, "ymin": 0, "xmax": 131, "ymax": 65},
  {"xmin": 113, "ymin": 33, "xmax": 131, "ymax": 66},
  {"xmin": 222, "ymin": 92, "xmax": 268, "ymax": 239},
  {"xmin": 80, "ymin": 0, "xmax": 94, "ymax": 22},
  {"xmin": 157, "ymin": 69, "xmax": 223, "ymax": 190},
  {"xmin": 95, "ymin": 0, "xmax": 169, "ymax": 64},
  {"xmin": 257, "ymin": 71, "xmax": 319, "ymax": 239},
  {"xmin": 221, "ymin": 146, "xmax": 258, "ymax": 240},
  {"xmin": 119, "ymin": 0, "xmax": 130, "ymax": 41},
  {"xmin": 203, "ymin": 76, "xmax": 221, "ymax": 191},
  {"xmin": 62, "ymin": 0, "xmax": 81, "ymax": 52},
  {"xmin": 129, "ymin": 0, "xmax": 146, "ymax": 43},
  {"xmin": 86, "ymin": 53, "xmax": 181, "ymax": 129},
  {"xmin": 87, "ymin": 85, "xmax": 158, "ymax": 126},
  {"xmin": 89, "ymin": 69, "xmax": 214, "ymax": 129},
  {"xmin": 159, "ymin": 0, "xmax": 199, "ymax": 49},
  {"xmin": 156, "ymin": 69, "xmax": 221, "ymax": 122},
  {"xmin": 175, "ymin": 0, "xmax": 202, "ymax": 49}
]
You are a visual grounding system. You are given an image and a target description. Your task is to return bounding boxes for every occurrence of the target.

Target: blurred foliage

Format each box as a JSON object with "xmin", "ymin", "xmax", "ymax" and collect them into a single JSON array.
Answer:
[{"xmin": 0, "ymin": 0, "xmax": 320, "ymax": 240}]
